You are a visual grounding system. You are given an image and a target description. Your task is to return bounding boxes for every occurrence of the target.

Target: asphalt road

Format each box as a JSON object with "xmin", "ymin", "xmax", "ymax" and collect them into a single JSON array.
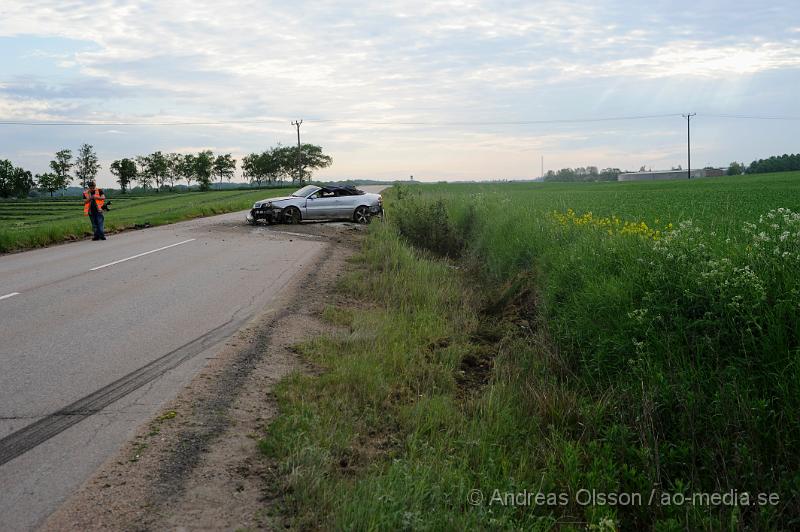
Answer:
[{"xmin": 0, "ymin": 210, "xmax": 326, "ymax": 531}]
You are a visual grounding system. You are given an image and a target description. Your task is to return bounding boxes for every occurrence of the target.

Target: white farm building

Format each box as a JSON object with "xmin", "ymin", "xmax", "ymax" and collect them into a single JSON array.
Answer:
[{"xmin": 618, "ymin": 168, "xmax": 725, "ymax": 181}]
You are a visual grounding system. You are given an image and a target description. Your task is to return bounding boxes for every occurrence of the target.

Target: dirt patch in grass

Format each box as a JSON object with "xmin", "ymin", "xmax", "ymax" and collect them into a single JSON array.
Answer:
[{"xmin": 40, "ymin": 222, "xmax": 366, "ymax": 531}]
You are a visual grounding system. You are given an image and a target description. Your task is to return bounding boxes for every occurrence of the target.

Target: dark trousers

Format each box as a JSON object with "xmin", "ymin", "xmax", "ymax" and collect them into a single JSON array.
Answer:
[{"xmin": 88, "ymin": 212, "xmax": 105, "ymax": 239}]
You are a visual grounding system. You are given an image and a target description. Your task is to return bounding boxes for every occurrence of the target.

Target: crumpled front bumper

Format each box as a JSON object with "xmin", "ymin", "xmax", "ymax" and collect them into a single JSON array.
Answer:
[{"xmin": 248, "ymin": 207, "xmax": 278, "ymax": 223}]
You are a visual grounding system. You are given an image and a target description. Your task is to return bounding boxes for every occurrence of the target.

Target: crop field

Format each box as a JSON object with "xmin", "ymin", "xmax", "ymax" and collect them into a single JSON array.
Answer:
[
  {"xmin": 261, "ymin": 171, "xmax": 800, "ymax": 529},
  {"xmin": 0, "ymin": 188, "xmax": 292, "ymax": 252}
]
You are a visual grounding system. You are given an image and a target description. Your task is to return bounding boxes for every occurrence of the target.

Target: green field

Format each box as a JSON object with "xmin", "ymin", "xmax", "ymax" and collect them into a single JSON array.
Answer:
[
  {"xmin": 261, "ymin": 172, "xmax": 800, "ymax": 529},
  {"xmin": 0, "ymin": 188, "xmax": 293, "ymax": 253}
]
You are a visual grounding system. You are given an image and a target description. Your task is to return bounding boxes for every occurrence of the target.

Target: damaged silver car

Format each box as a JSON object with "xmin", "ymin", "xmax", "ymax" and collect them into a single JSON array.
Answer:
[{"xmin": 247, "ymin": 185, "xmax": 383, "ymax": 225}]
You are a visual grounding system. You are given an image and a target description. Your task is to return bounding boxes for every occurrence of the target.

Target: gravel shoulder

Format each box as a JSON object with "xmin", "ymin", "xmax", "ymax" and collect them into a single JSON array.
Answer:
[{"xmin": 40, "ymin": 221, "xmax": 367, "ymax": 531}]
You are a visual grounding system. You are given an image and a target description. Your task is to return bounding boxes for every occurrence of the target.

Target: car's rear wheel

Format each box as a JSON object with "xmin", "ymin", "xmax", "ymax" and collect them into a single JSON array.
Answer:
[
  {"xmin": 353, "ymin": 206, "xmax": 370, "ymax": 224},
  {"xmin": 283, "ymin": 207, "xmax": 301, "ymax": 224}
]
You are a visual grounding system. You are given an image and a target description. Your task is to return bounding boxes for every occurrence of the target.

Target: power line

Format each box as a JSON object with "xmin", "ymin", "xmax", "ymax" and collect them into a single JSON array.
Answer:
[
  {"xmin": 312, "ymin": 113, "xmax": 683, "ymax": 125},
  {"xmin": 0, "ymin": 113, "xmax": 682, "ymax": 127},
  {"xmin": 0, "ymin": 119, "xmax": 290, "ymax": 126},
  {"xmin": 0, "ymin": 112, "xmax": 797, "ymax": 128},
  {"xmin": 699, "ymin": 113, "xmax": 800, "ymax": 121}
]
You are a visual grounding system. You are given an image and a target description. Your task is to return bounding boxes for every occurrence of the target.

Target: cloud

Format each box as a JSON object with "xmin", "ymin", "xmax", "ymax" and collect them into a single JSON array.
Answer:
[
  {"xmin": 0, "ymin": 95, "xmax": 83, "ymax": 121},
  {"xmin": 0, "ymin": 76, "xmax": 169, "ymax": 100},
  {"xmin": 0, "ymin": 0, "xmax": 798, "ymax": 181},
  {"xmin": 598, "ymin": 40, "xmax": 800, "ymax": 78}
]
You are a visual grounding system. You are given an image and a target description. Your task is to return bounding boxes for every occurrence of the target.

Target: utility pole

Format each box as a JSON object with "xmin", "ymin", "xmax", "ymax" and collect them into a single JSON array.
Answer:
[
  {"xmin": 541, "ymin": 155, "xmax": 544, "ymax": 179},
  {"xmin": 682, "ymin": 113, "xmax": 696, "ymax": 179},
  {"xmin": 292, "ymin": 119, "xmax": 303, "ymax": 185}
]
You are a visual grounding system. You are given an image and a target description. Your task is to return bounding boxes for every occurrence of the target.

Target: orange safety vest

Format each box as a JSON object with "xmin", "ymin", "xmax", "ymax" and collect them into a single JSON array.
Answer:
[{"xmin": 83, "ymin": 189, "xmax": 105, "ymax": 215}]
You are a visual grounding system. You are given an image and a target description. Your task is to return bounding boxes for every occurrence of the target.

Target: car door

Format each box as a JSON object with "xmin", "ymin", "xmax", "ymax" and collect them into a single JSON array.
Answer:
[
  {"xmin": 305, "ymin": 191, "xmax": 338, "ymax": 219},
  {"xmin": 335, "ymin": 192, "xmax": 358, "ymax": 218}
]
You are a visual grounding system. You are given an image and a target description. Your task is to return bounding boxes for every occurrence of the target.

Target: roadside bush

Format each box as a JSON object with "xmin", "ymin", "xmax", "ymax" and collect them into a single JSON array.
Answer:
[{"xmin": 393, "ymin": 197, "xmax": 465, "ymax": 258}]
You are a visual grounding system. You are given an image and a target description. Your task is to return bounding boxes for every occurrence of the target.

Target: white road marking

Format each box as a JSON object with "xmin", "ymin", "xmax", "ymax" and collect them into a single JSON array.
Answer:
[
  {"xmin": 89, "ymin": 239, "xmax": 196, "ymax": 271},
  {"xmin": 0, "ymin": 292, "xmax": 20, "ymax": 301}
]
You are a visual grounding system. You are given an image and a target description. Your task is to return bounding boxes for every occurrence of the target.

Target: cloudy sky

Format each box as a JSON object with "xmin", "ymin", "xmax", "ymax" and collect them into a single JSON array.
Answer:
[{"xmin": 1, "ymin": 0, "xmax": 799, "ymax": 185}]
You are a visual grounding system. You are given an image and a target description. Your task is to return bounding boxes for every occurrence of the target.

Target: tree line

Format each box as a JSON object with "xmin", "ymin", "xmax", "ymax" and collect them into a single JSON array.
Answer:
[
  {"xmin": 0, "ymin": 159, "xmax": 34, "ymax": 198},
  {"xmin": 1, "ymin": 142, "xmax": 332, "ymax": 198},
  {"xmin": 542, "ymin": 166, "xmax": 622, "ymax": 182},
  {"xmin": 743, "ymin": 153, "xmax": 800, "ymax": 175},
  {"xmin": 242, "ymin": 144, "xmax": 332, "ymax": 186},
  {"xmin": 541, "ymin": 154, "xmax": 800, "ymax": 182}
]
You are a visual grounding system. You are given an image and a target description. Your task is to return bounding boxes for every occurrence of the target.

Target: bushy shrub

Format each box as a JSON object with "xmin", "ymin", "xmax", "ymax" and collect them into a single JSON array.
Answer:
[{"xmin": 392, "ymin": 197, "xmax": 465, "ymax": 258}]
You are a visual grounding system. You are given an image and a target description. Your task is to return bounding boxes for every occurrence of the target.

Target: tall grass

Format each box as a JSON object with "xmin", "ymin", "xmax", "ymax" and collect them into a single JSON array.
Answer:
[
  {"xmin": 389, "ymin": 173, "xmax": 800, "ymax": 527},
  {"xmin": 260, "ymin": 172, "xmax": 800, "ymax": 529}
]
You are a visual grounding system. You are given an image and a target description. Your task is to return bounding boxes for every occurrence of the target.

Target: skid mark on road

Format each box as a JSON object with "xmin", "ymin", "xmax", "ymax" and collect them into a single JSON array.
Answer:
[{"xmin": 0, "ymin": 313, "xmax": 247, "ymax": 467}]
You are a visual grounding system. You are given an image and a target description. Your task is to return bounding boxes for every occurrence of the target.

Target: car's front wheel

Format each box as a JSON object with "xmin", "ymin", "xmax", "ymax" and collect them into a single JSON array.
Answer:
[
  {"xmin": 353, "ymin": 206, "xmax": 370, "ymax": 224},
  {"xmin": 283, "ymin": 207, "xmax": 301, "ymax": 224}
]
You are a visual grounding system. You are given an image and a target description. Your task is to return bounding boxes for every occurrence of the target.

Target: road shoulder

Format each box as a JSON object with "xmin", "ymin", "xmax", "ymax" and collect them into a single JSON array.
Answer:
[{"xmin": 40, "ymin": 224, "xmax": 362, "ymax": 531}]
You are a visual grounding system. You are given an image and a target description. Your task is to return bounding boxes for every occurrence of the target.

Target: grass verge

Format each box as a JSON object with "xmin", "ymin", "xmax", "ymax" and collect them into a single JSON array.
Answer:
[
  {"xmin": 0, "ymin": 188, "xmax": 292, "ymax": 253},
  {"xmin": 260, "ymin": 224, "xmax": 626, "ymax": 529}
]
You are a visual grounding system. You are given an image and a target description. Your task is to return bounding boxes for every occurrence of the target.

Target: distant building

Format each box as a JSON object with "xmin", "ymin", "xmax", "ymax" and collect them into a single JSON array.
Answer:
[
  {"xmin": 618, "ymin": 168, "xmax": 724, "ymax": 181},
  {"xmin": 703, "ymin": 167, "xmax": 725, "ymax": 177}
]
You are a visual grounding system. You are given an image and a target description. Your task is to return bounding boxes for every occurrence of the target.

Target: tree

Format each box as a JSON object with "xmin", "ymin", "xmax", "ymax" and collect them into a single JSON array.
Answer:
[
  {"xmin": 166, "ymin": 153, "xmax": 183, "ymax": 190},
  {"xmin": 13, "ymin": 167, "xmax": 34, "ymax": 197},
  {"xmin": 49, "ymin": 149, "xmax": 73, "ymax": 193},
  {"xmin": 134, "ymin": 155, "xmax": 150, "ymax": 190},
  {"xmin": 543, "ymin": 166, "xmax": 621, "ymax": 182},
  {"xmin": 0, "ymin": 160, "xmax": 34, "ymax": 198},
  {"xmin": 36, "ymin": 172, "xmax": 60, "ymax": 197},
  {"xmin": 74, "ymin": 143, "xmax": 101, "ymax": 188},
  {"xmin": 242, "ymin": 146, "xmax": 286, "ymax": 186},
  {"xmin": 746, "ymin": 153, "xmax": 800, "ymax": 174},
  {"xmin": 727, "ymin": 161, "xmax": 745, "ymax": 176},
  {"xmin": 599, "ymin": 168, "xmax": 621, "ymax": 181},
  {"xmin": 242, "ymin": 150, "xmax": 282, "ymax": 186},
  {"xmin": 556, "ymin": 168, "xmax": 577, "ymax": 181},
  {"xmin": 271, "ymin": 145, "xmax": 296, "ymax": 183},
  {"xmin": 194, "ymin": 150, "xmax": 214, "ymax": 191},
  {"xmin": 0, "ymin": 160, "xmax": 14, "ymax": 197},
  {"xmin": 136, "ymin": 151, "xmax": 169, "ymax": 191},
  {"xmin": 298, "ymin": 144, "xmax": 332, "ymax": 184},
  {"xmin": 274, "ymin": 144, "xmax": 332, "ymax": 184},
  {"xmin": 212, "ymin": 153, "xmax": 236, "ymax": 188},
  {"xmin": 264, "ymin": 148, "xmax": 286, "ymax": 183},
  {"xmin": 178, "ymin": 153, "xmax": 197, "ymax": 189},
  {"xmin": 0, "ymin": 160, "xmax": 15, "ymax": 198},
  {"xmin": 110, "ymin": 158, "xmax": 137, "ymax": 193},
  {"xmin": 241, "ymin": 153, "xmax": 262, "ymax": 186}
]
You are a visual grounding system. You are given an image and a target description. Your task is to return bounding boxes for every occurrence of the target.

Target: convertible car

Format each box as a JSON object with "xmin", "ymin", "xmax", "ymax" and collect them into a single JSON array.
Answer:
[{"xmin": 247, "ymin": 185, "xmax": 383, "ymax": 225}]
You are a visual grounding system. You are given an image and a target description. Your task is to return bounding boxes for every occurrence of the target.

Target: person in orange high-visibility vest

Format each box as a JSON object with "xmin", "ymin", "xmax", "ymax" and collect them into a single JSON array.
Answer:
[{"xmin": 83, "ymin": 181, "xmax": 106, "ymax": 240}]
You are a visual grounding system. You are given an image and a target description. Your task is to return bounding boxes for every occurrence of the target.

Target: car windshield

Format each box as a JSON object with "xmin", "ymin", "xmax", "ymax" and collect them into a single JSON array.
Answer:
[{"xmin": 291, "ymin": 185, "xmax": 319, "ymax": 198}]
